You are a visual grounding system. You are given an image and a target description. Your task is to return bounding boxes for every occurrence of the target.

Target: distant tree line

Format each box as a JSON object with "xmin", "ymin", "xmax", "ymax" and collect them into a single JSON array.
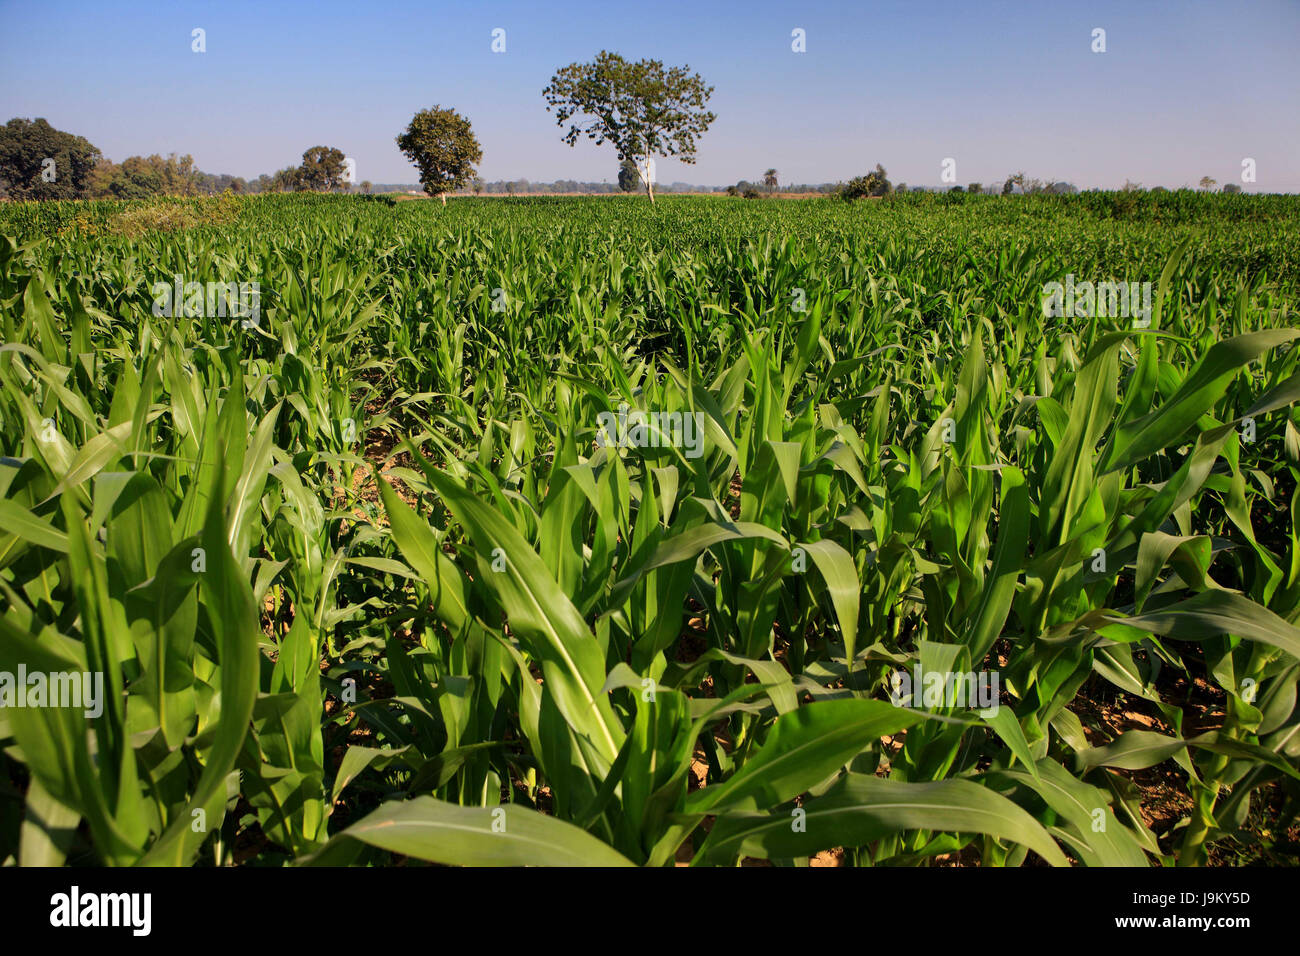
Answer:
[
  {"xmin": 0, "ymin": 117, "xmax": 366, "ymax": 200},
  {"xmin": 0, "ymin": 116, "xmax": 1258, "ymax": 204},
  {"xmin": 722, "ymin": 168, "xmax": 1085, "ymax": 200}
]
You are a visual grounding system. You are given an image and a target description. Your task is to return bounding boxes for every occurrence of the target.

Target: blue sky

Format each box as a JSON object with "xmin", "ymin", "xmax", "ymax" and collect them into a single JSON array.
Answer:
[{"xmin": 2, "ymin": 0, "xmax": 1298, "ymax": 190}]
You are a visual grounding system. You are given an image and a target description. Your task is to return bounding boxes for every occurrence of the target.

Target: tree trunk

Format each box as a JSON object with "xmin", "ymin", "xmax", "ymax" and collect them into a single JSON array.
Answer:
[
  {"xmin": 645, "ymin": 177, "xmax": 655, "ymax": 203},
  {"xmin": 440, "ymin": 192, "xmax": 447, "ymax": 206}
]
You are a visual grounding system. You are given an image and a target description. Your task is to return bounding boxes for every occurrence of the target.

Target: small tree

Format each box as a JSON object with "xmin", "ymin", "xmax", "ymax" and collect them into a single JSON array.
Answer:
[
  {"xmin": 967, "ymin": 182, "xmax": 982, "ymax": 195},
  {"xmin": 617, "ymin": 159, "xmax": 639, "ymax": 192},
  {"xmin": 763, "ymin": 168, "xmax": 778, "ymax": 193},
  {"xmin": 90, "ymin": 157, "xmax": 159, "ymax": 199},
  {"xmin": 270, "ymin": 165, "xmax": 303, "ymax": 193},
  {"xmin": 396, "ymin": 106, "xmax": 483, "ymax": 205},
  {"xmin": 299, "ymin": 146, "xmax": 347, "ymax": 191},
  {"xmin": 472, "ymin": 177, "xmax": 484, "ymax": 196},
  {"xmin": 152, "ymin": 153, "xmax": 198, "ymax": 195},
  {"xmin": 871, "ymin": 164, "xmax": 893, "ymax": 196},
  {"xmin": 841, "ymin": 164, "xmax": 891, "ymax": 200},
  {"xmin": 360, "ymin": 180, "xmax": 372, "ymax": 194},
  {"xmin": 543, "ymin": 51, "xmax": 715, "ymax": 202},
  {"xmin": 1199, "ymin": 176, "xmax": 1217, "ymax": 192}
]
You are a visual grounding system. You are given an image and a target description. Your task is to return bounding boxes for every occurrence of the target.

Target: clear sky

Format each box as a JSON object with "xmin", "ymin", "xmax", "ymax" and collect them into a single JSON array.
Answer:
[{"xmin": 2, "ymin": 0, "xmax": 1298, "ymax": 191}]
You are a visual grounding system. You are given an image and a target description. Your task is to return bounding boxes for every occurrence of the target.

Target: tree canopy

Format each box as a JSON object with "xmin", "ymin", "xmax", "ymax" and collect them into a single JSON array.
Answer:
[
  {"xmin": 840, "ymin": 164, "xmax": 891, "ymax": 200},
  {"xmin": 396, "ymin": 106, "xmax": 482, "ymax": 204},
  {"xmin": 89, "ymin": 153, "xmax": 199, "ymax": 199},
  {"xmin": 0, "ymin": 117, "xmax": 101, "ymax": 200},
  {"xmin": 543, "ymin": 51, "xmax": 715, "ymax": 202},
  {"xmin": 299, "ymin": 146, "xmax": 348, "ymax": 192}
]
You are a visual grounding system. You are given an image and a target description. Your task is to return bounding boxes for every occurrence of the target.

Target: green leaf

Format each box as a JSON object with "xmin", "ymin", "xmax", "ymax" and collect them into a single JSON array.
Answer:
[
  {"xmin": 797, "ymin": 539, "xmax": 861, "ymax": 665},
  {"xmin": 302, "ymin": 797, "xmax": 636, "ymax": 867},
  {"xmin": 1118, "ymin": 590, "xmax": 1300, "ymax": 660},
  {"xmin": 1103, "ymin": 330, "xmax": 1300, "ymax": 473},
  {"xmin": 687, "ymin": 698, "xmax": 926, "ymax": 813},
  {"xmin": 0, "ymin": 497, "xmax": 69, "ymax": 553},
  {"xmin": 415, "ymin": 455, "xmax": 625, "ymax": 771},
  {"xmin": 988, "ymin": 759, "xmax": 1149, "ymax": 866},
  {"xmin": 700, "ymin": 773, "xmax": 1069, "ymax": 866},
  {"xmin": 139, "ymin": 458, "xmax": 260, "ymax": 866}
]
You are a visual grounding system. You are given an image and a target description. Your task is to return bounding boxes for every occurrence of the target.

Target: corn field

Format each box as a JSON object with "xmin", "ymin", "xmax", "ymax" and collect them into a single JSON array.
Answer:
[{"xmin": 1, "ymin": 192, "xmax": 1298, "ymax": 867}]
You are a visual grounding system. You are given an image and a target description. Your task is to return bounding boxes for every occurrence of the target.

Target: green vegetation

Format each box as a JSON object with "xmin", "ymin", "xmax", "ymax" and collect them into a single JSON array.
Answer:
[{"xmin": 1, "ymin": 192, "xmax": 1298, "ymax": 867}]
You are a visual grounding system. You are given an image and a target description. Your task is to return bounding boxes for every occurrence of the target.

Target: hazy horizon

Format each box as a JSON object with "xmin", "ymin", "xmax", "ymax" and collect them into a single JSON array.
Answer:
[{"xmin": 2, "ymin": 0, "xmax": 1297, "ymax": 192}]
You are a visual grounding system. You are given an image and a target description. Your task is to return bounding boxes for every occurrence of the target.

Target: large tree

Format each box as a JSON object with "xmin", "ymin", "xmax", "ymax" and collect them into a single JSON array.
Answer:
[
  {"xmin": 542, "ymin": 51, "xmax": 715, "ymax": 202},
  {"xmin": 763, "ymin": 168, "xmax": 778, "ymax": 193},
  {"xmin": 396, "ymin": 106, "xmax": 482, "ymax": 205},
  {"xmin": 298, "ymin": 146, "xmax": 347, "ymax": 192},
  {"xmin": 0, "ymin": 117, "xmax": 101, "ymax": 200}
]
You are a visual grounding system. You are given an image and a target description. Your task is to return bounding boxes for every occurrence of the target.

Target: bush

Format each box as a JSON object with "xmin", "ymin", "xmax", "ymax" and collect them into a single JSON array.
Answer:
[
  {"xmin": 840, "ymin": 164, "xmax": 892, "ymax": 201},
  {"xmin": 107, "ymin": 193, "xmax": 242, "ymax": 237}
]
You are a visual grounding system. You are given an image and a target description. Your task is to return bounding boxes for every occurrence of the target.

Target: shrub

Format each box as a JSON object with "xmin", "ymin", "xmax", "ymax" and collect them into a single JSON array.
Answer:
[
  {"xmin": 840, "ymin": 164, "xmax": 891, "ymax": 200},
  {"xmin": 107, "ymin": 193, "xmax": 242, "ymax": 236}
]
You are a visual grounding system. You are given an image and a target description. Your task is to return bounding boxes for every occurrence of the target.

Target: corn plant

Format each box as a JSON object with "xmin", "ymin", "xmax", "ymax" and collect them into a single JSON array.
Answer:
[{"xmin": 1, "ymin": 193, "xmax": 1298, "ymax": 867}]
